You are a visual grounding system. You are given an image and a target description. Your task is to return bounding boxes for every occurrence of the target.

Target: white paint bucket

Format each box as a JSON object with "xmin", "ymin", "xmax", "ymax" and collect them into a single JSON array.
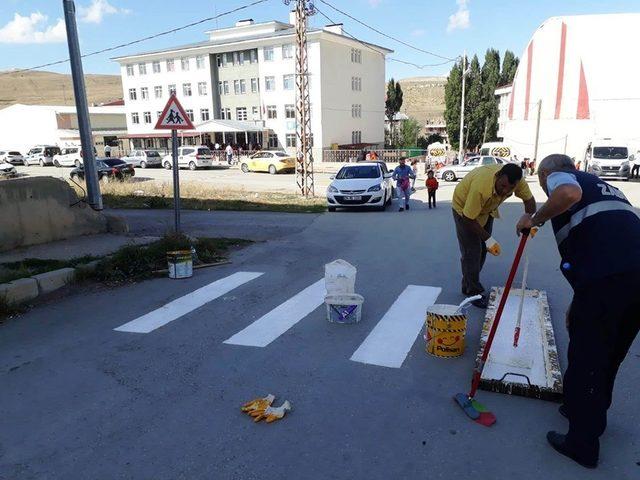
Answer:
[
  {"xmin": 325, "ymin": 294, "xmax": 363, "ymax": 324},
  {"xmin": 167, "ymin": 250, "xmax": 193, "ymax": 279}
]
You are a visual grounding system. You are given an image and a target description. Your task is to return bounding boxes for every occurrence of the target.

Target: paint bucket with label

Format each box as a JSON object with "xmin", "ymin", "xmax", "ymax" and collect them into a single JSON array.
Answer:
[
  {"xmin": 425, "ymin": 304, "xmax": 467, "ymax": 358},
  {"xmin": 325, "ymin": 294, "xmax": 363, "ymax": 324},
  {"xmin": 167, "ymin": 250, "xmax": 193, "ymax": 279}
]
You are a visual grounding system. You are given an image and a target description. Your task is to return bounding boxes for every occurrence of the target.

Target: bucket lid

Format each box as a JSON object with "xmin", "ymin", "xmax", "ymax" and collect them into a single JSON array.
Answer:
[
  {"xmin": 325, "ymin": 293, "xmax": 364, "ymax": 304},
  {"xmin": 427, "ymin": 304, "xmax": 462, "ymax": 316}
]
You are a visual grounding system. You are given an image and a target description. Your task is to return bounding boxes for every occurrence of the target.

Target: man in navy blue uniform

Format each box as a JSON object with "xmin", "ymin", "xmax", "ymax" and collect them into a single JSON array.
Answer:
[{"xmin": 517, "ymin": 154, "xmax": 640, "ymax": 469}]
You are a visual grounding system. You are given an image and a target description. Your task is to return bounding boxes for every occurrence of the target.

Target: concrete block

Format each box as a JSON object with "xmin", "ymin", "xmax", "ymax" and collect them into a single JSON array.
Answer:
[
  {"xmin": 32, "ymin": 268, "xmax": 75, "ymax": 294},
  {"xmin": 0, "ymin": 278, "xmax": 39, "ymax": 304}
]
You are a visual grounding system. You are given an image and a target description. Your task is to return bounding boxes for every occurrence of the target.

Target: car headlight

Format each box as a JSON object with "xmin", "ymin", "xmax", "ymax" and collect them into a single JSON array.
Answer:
[
  {"xmin": 328, "ymin": 185, "xmax": 338, "ymax": 193},
  {"xmin": 367, "ymin": 184, "xmax": 382, "ymax": 192}
]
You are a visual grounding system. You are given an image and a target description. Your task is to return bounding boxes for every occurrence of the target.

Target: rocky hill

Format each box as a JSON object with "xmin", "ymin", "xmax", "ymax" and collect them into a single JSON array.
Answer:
[{"xmin": 397, "ymin": 76, "xmax": 446, "ymax": 125}]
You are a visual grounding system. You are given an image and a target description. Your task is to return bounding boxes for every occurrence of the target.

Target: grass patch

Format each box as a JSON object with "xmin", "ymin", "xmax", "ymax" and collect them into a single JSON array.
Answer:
[{"xmin": 0, "ymin": 255, "xmax": 99, "ymax": 284}]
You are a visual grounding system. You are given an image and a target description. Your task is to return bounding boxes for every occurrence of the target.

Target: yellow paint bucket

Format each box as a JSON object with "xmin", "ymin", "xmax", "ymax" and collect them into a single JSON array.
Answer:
[
  {"xmin": 425, "ymin": 304, "xmax": 467, "ymax": 358},
  {"xmin": 167, "ymin": 250, "xmax": 193, "ymax": 279}
]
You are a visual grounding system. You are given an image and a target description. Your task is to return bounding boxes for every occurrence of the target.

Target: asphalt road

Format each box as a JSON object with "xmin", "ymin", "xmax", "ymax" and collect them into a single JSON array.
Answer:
[{"xmin": 2, "ymin": 182, "xmax": 640, "ymax": 480}]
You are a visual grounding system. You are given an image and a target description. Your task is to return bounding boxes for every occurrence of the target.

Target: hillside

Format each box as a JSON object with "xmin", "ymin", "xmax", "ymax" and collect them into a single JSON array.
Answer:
[
  {"xmin": 397, "ymin": 76, "xmax": 447, "ymax": 125},
  {"xmin": 0, "ymin": 70, "xmax": 122, "ymax": 108}
]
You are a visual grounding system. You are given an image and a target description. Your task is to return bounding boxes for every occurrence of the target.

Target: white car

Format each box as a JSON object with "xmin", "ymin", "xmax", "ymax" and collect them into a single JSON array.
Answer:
[
  {"xmin": 121, "ymin": 149, "xmax": 162, "ymax": 168},
  {"xmin": 24, "ymin": 145, "xmax": 62, "ymax": 166},
  {"xmin": 53, "ymin": 146, "xmax": 99, "ymax": 167},
  {"xmin": 327, "ymin": 162, "xmax": 393, "ymax": 212},
  {"xmin": 436, "ymin": 155, "xmax": 505, "ymax": 182},
  {"xmin": 0, "ymin": 150, "xmax": 24, "ymax": 166},
  {"xmin": 162, "ymin": 146, "xmax": 213, "ymax": 170},
  {"xmin": 0, "ymin": 161, "xmax": 17, "ymax": 178}
]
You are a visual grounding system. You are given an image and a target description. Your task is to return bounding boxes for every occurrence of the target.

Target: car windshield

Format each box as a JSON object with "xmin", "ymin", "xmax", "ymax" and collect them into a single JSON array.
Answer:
[
  {"xmin": 593, "ymin": 147, "xmax": 628, "ymax": 159},
  {"xmin": 197, "ymin": 148, "xmax": 211, "ymax": 155},
  {"xmin": 274, "ymin": 152, "xmax": 289, "ymax": 157},
  {"xmin": 336, "ymin": 165, "xmax": 380, "ymax": 179},
  {"xmin": 103, "ymin": 159, "xmax": 126, "ymax": 167},
  {"xmin": 145, "ymin": 151, "xmax": 160, "ymax": 157},
  {"xmin": 44, "ymin": 147, "xmax": 61, "ymax": 156}
]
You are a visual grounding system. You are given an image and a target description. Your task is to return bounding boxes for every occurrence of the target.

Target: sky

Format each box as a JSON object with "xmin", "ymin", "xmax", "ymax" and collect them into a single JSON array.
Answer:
[{"xmin": 1, "ymin": 0, "xmax": 639, "ymax": 79}]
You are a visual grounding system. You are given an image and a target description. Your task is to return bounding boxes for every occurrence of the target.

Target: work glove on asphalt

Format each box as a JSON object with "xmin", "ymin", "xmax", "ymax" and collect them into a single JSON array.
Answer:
[
  {"xmin": 250, "ymin": 400, "xmax": 292, "ymax": 423},
  {"xmin": 485, "ymin": 237, "xmax": 501, "ymax": 256},
  {"xmin": 241, "ymin": 394, "xmax": 275, "ymax": 414}
]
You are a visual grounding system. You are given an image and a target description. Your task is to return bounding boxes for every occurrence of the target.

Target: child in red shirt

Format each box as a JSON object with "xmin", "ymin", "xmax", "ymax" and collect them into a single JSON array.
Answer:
[{"xmin": 425, "ymin": 170, "xmax": 439, "ymax": 209}]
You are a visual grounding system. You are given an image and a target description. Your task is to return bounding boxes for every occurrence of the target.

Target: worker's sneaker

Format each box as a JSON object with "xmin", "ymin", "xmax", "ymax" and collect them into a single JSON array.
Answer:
[
  {"xmin": 471, "ymin": 295, "xmax": 489, "ymax": 309},
  {"xmin": 546, "ymin": 432, "xmax": 598, "ymax": 469},
  {"xmin": 559, "ymin": 404, "xmax": 568, "ymax": 419},
  {"xmin": 398, "ymin": 207, "xmax": 404, "ymax": 212}
]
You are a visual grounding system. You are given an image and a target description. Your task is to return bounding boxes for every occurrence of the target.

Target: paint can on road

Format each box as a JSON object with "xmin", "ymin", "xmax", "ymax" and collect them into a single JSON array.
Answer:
[
  {"xmin": 425, "ymin": 304, "xmax": 467, "ymax": 358},
  {"xmin": 325, "ymin": 294, "xmax": 364, "ymax": 324},
  {"xmin": 167, "ymin": 250, "xmax": 193, "ymax": 279}
]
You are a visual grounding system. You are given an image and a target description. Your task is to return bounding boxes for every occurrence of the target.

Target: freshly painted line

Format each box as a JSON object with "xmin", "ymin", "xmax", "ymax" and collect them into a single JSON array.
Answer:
[
  {"xmin": 114, "ymin": 272, "xmax": 263, "ymax": 333},
  {"xmin": 224, "ymin": 279, "xmax": 325, "ymax": 347},
  {"xmin": 350, "ymin": 285, "xmax": 441, "ymax": 368}
]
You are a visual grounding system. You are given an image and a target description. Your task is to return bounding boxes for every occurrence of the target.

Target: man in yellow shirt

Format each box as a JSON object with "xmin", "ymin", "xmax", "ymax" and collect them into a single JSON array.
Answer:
[{"xmin": 452, "ymin": 163, "xmax": 536, "ymax": 308}]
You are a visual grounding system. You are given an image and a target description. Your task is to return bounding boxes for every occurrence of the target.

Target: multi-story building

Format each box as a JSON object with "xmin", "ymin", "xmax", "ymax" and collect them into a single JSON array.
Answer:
[{"xmin": 113, "ymin": 15, "xmax": 392, "ymax": 158}]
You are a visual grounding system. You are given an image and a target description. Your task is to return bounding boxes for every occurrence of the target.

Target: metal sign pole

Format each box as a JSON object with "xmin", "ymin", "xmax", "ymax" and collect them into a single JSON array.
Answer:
[{"xmin": 171, "ymin": 129, "xmax": 181, "ymax": 233}]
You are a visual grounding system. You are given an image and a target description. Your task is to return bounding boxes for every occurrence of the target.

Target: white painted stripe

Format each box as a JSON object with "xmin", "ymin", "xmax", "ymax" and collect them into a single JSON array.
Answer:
[
  {"xmin": 350, "ymin": 285, "xmax": 441, "ymax": 368},
  {"xmin": 224, "ymin": 279, "xmax": 325, "ymax": 347},
  {"xmin": 114, "ymin": 272, "xmax": 264, "ymax": 333}
]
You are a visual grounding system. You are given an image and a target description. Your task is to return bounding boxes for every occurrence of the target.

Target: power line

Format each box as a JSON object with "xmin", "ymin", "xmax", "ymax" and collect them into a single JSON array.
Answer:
[
  {"xmin": 0, "ymin": 0, "xmax": 270, "ymax": 77},
  {"xmin": 317, "ymin": 0, "xmax": 456, "ymax": 61}
]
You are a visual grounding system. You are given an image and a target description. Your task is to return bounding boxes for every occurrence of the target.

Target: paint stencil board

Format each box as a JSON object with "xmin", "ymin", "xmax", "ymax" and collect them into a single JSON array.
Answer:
[{"xmin": 477, "ymin": 288, "xmax": 563, "ymax": 401}]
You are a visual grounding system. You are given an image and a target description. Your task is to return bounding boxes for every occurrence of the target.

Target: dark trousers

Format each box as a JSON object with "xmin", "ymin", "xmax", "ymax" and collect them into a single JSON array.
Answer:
[
  {"xmin": 105, "ymin": 151, "xmax": 111, "ymax": 158},
  {"xmin": 564, "ymin": 270, "xmax": 640, "ymax": 460},
  {"xmin": 631, "ymin": 164, "xmax": 640, "ymax": 178},
  {"xmin": 452, "ymin": 210, "xmax": 493, "ymax": 295},
  {"xmin": 428, "ymin": 190, "xmax": 436, "ymax": 208}
]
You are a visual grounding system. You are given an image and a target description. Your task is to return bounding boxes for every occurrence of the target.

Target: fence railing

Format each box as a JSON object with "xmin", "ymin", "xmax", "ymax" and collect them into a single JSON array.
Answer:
[{"xmin": 321, "ymin": 148, "xmax": 429, "ymax": 163}]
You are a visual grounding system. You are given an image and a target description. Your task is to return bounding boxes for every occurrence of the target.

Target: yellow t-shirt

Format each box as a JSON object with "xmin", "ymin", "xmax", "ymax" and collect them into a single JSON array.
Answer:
[{"xmin": 452, "ymin": 164, "xmax": 533, "ymax": 226}]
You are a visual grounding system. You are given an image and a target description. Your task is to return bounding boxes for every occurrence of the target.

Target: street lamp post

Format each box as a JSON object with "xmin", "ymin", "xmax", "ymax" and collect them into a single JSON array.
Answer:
[{"xmin": 458, "ymin": 51, "xmax": 467, "ymax": 163}]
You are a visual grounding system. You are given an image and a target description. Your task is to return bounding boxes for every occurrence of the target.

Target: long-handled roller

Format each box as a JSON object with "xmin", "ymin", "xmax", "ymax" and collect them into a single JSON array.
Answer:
[
  {"xmin": 454, "ymin": 230, "xmax": 531, "ymax": 427},
  {"xmin": 513, "ymin": 253, "xmax": 530, "ymax": 347}
]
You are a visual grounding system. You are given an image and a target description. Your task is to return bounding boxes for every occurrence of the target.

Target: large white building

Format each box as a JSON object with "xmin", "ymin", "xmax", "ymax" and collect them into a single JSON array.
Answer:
[
  {"xmin": 496, "ymin": 13, "xmax": 640, "ymax": 161},
  {"xmin": 113, "ymin": 15, "xmax": 392, "ymax": 159}
]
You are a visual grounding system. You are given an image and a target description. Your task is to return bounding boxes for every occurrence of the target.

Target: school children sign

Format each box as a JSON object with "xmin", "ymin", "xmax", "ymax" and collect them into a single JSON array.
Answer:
[{"xmin": 155, "ymin": 94, "xmax": 194, "ymax": 130}]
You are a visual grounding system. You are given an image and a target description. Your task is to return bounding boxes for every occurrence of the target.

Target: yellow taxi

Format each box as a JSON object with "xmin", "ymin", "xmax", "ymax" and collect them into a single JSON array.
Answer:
[{"xmin": 240, "ymin": 150, "xmax": 296, "ymax": 174}]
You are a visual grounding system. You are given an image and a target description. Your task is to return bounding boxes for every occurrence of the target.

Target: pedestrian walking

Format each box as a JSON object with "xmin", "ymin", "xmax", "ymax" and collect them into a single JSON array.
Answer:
[
  {"xmin": 631, "ymin": 149, "xmax": 640, "ymax": 179},
  {"xmin": 452, "ymin": 163, "xmax": 536, "ymax": 307},
  {"xmin": 104, "ymin": 144, "xmax": 111, "ymax": 158},
  {"xmin": 517, "ymin": 154, "xmax": 640, "ymax": 469},
  {"xmin": 410, "ymin": 159, "xmax": 419, "ymax": 192},
  {"xmin": 521, "ymin": 158, "xmax": 529, "ymax": 177},
  {"xmin": 225, "ymin": 144, "xmax": 233, "ymax": 165},
  {"xmin": 392, "ymin": 157, "xmax": 416, "ymax": 212},
  {"xmin": 529, "ymin": 158, "xmax": 536, "ymax": 175},
  {"xmin": 426, "ymin": 170, "xmax": 438, "ymax": 209}
]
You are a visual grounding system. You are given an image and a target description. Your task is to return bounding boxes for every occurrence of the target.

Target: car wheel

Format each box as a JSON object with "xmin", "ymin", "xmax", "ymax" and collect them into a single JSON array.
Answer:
[
  {"xmin": 385, "ymin": 189, "xmax": 392, "ymax": 206},
  {"xmin": 140, "ymin": 161, "xmax": 147, "ymax": 169},
  {"xmin": 70, "ymin": 173, "xmax": 77, "ymax": 180},
  {"xmin": 164, "ymin": 162, "xmax": 172, "ymax": 170},
  {"xmin": 75, "ymin": 160, "xmax": 81, "ymax": 168},
  {"xmin": 39, "ymin": 159, "xmax": 44, "ymax": 167},
  {"xmin": 443, "ymin": 170, "xmax": 456, "ymax": 182},
  {"xmin": 328, "ymin": 206, "xmax": 336, "ymax": 212},
  {"xmin": 241, "ymin": 163, "xmax": 249, "ymax": 173},
  {"xmin": 189, "ymin": 161, "xmax": 197, "ymax": 171},
  {"xmin": 101, "ymin": 175, "xmax": 110, "ymax": 184},
  {"xmin": 268, "ymin": 164, "xmax": 277, "ymax": 175},
  {"xmin": 54, "ymin": 160, "xmax": 60, "ymax": 168}
]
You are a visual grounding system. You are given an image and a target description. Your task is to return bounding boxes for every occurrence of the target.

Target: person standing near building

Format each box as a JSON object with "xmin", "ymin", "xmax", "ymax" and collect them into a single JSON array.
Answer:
[
  {"xmin": 425, "ymin": 170, "xmax": 438, "ymax": 209},
  {"xmin": 225, "ymin": 144, "xmax": 233, "ymax": 165},
  {"xmin": 104, "ymin": 144, "xmax": 111, "ymax": 158},
  {"xmin": 452, "ymin": 163, "xmax": 536, "ymax": 307},
  {"xmin": 631, "ymin": 149, "xmax": 640, "ymax": 179},
  {"xmin": 392, "ymin": 157, "xmax": 416, "ymax": 212},
  {"xmin": 516, "ymin": 154, "xmax": 640, "ymax": 469}
]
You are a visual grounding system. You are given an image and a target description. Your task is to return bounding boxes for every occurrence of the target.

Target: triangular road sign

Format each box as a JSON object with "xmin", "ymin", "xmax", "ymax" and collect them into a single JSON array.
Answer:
[{"xmin": 155, "ymin": 94, "xmax": 194, "ymax": 130}]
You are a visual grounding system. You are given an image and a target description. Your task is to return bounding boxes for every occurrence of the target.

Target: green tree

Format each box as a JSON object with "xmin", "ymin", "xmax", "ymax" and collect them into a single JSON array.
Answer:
[
  {"xmin": 385, "ymin": 78, "xmax": 403, "ymax": 147},
  {"xmin": 417, "ymin": 133, "xmax": 444, "ymax": 149},
  {"xmin": 465, "ymin": 54, "xmax": 484, "ymax": 150},
  {"xmin": 399, "ymin": 118, "xmax": 421, "ymax": 148},
  {"xmin": 444, "ymin": 59, "xmax": 463, "ymax": 149},
  {"xmin": 479, "ymin": 48, "xmax": 501, "ymax": 143},
  {"xmin": 500, "ymin": 50, "xmax": 519, "ymax": 85}
]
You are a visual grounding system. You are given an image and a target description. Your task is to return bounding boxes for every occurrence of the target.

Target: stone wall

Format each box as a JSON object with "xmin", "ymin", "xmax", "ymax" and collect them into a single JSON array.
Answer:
[{"xmin": 397, "ymin": 76, "xmax": 447, "ymax": 125}]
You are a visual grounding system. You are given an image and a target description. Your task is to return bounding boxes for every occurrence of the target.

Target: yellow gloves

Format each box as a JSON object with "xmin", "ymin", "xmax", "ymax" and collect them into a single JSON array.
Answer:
[
  {"xmin": 241, "ymin": 394, "xmax": 275, "ymax": 414},
  {"xmin": 249, "ymin": 400, "xmax": 292, "ymax": 424},
  {"xmin": 485, "ymin": 237, "xmax": 502, "ymax": 256}
]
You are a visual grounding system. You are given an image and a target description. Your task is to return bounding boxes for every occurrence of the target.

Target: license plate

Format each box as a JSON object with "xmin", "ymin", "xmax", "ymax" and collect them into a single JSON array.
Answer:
[{"xmin": 344, "ymin": 196, "xmax": 362, "ymax": 201}]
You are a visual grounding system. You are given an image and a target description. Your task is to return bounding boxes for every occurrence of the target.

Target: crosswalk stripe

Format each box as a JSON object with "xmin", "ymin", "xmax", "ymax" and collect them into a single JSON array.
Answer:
[
  {"xmin": 223, "ymin": 279, "xmax": 325, "ymax": 347},
  {"xmin": 350, "ymin": 285, "xmax": 441, "ymax": 368},
  {"xmin": 114, "ymin": 272, "xmax": 264, "ymax": 333}
]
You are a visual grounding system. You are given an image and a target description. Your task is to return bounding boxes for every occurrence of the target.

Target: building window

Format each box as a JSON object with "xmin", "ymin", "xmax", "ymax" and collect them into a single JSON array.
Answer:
[
  {"xmin": 196, "ymin": 55, "xmax": 205, "ymax": 69},
  {"xmin": 266, "ymin": 105, "xmax": 277, "ymax": 119},
  {"xmin": 283, "ymin": 74, "xmax": 294, "ymax": 90},
  {"xmin": 251, "ymin": 78, "xmax": 259, "ymax": 93},
  {"xmin": 166, "ymin": 58, "xmax": 175, "ymax": 72},
  {"xmin": 201, "ymin": 109, "xmax": 210, "ymax": 121},
  {"xmin": 282, "ymin": 44, "xmax": 294, "ymax": 59},
  {"xmin": 198, "ymin": 82, "xmax": 208, "ymax": 96},
  {"xmin": 352, "ymin": 131, "xmax": 362, "ymax": 144},
  {"xmin": 185, "ymin": 109, "xmax": 194, "ymax": 121},
  {"xmin": 351, "ymin": 104, "xmax": 362, "ymax": 118},
  {"xmin": 220, "ymin": 108, "xmax": 231, "ymax": 120},
  {"xmin": 168, "ymin": 84, "xmax": 177, "ymax": 95},
  {"xmin": 225, "ymin": 52, "xmax": 233, "ymax": 65},
  {"xmin": 154, "ymin": 86, "xmax": 163, "ymax": 98},
  {"xmin": 239, "ymin": 51, "xmax": 246, "ymax": 65},
  {"xmin": 152, "ymin": 61, "xmax": 161, "ymax": 73},
  {"xmin": 140, "ymin": 87, "xmax": 149, "ymax": 100},
  {"xmin": 239, "ymin": 79, "xmax": 246, "ymax": 94},
  {"xmin": 351, "ymin": 48, "xmax": 362, "ymax": 63},
  {"xmin": 285, "ymin": 104, "xmax": 295, "ymax": 119},
  {"xmin": 183, "ymin": 83, "xmax": 192, "ymax": 96},
  {"xmin": 351, "ymin": 77, "xmax": 362, "ymax": 91},
  {"xmin": 143, "ymin": 111, "xmax": 152, "ymax": 124},
  {"xmin": 217, "ymin": 55, "xmax": 224, "ymax": 67},
  {"xmin": 128, "ymin": 88, "xmax": 137, "ymax": 101},
  {"xmin": 250, "ymin": 49, "xmax": 257, "ymax": 63},
  {"xmin": 264, "ymin": 46, "xmax": 274, "ymax": 61},
  {"xmin": 252, "ymin": 106, "xmax": 259, "ymax": 116},
  {"xmin": 126, "ymin": 64, "xmax": 134, "ymax": 76},
  {"xmin": 268, "ymin": 133, "xmax": 278, "ymax": 148},
  {"xmin": 218, "ymin": 81, "xmax": 223, "ymax": 95},
  {"xmin": 236, "ymin": 107, "xmax": 247, "ymax": 121},
  {"xmin": 265, "ymin": 76, "xmax": 275, "ymax": 92},
  {"xmin": 181, "ymin": 57, "xmax": 190, "ymax": 71},
  {"xmin": 233, "ymin": 80, "xmax": 240, "ymax": 95},
  {"xmin": 223, "ymin": 81, "xmax": 229, "ymax": 95},
  {"xmin": 138, "ymin": 63, "xmax": 147, "ymax": 75},
  {"xmin": 131, "ymin": 112, "xmax": 139, "ymax": 124},
  {"xmin": 286, "ymin": 133, "xmax": 296, "ymax": 148}
]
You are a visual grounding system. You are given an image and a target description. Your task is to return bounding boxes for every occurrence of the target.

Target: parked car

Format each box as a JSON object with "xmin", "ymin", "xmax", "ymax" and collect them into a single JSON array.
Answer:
[
  {"xmin": 24, "ymin": 145, "xmax": 62, "ymax": 166},
  {"xmin": 70, "ymin": 158, "xmax": 135, "ymax": 182},
  {"xmin": 436, "ymin": 155, "xmax": 505, "ymax": 182},
  {"xmin": 240, "ymin": 150, "xmax": 296, "ymax": 174},
  {"xmin": 162, "ymin": 146, "xmax": 213, "ymax": 170},
  {"xmin": 53, "ymin": 146, "xmax": 98, "ymax": 167},
  {"xmin": 121, "ymin": 149, "xmax": 163, "ymax": 168},
  {"xmin": 326, "ymin": 162, "xmax": 394, "ymax": 212},
  {"xmin": 0, "ymin": 150, "xmax": 24, "ymax": 166},
  {"xmin": 0, "ymin": 161, "xmax": 17, "ymax": 178}
]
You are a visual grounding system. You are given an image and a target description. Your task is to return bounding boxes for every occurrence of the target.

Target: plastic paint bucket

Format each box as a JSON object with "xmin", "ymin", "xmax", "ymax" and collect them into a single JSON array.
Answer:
[
  {"xmin": 325, "ymin": 294, "xmax": 364, "ymax": 324},
  {"xmin": 167, "ymin": 250, "xmax": 193, "ymax": 279},
  {"xmin": 425, "ymin": 304, "xmax": 467, "ymax": 358}
]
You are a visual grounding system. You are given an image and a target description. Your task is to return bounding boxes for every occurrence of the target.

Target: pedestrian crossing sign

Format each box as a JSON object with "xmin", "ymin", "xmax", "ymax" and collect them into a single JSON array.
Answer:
[{"xmin": 154, "ymin": 94, "xmax": 194, "ymax": 130}]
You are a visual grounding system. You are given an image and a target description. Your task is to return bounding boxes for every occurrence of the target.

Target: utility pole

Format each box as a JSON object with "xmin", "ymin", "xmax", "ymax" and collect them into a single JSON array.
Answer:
[
  {"xmin": 458, "ymin": 51, "xmax": 467, "ymax": 163},
  {"xmin": 285, "ymin": 0, "xmax": 315, "ymax": 196},
  {"xmin": 63, "ymin": 0, "xmax": 102, "ymax": 210},
  {"xmin": 533, "ymin": 99, "xmax": 542, "ymax": 162}
]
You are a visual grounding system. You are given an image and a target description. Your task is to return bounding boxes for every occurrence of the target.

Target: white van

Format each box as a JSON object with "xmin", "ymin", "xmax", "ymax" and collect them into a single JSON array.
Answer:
[
  {"xmin": 584, "ymin": 138, "xmax": 631, "ymax": 180},
  {"xmin": 479, "ymin": 142, "xmax": 514, "ymax": 160}
]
